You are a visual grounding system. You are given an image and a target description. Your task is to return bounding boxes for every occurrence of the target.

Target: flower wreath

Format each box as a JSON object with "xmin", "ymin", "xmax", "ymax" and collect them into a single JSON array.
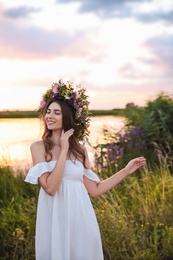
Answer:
[{"xmin": 37, "ymin": 79, "xmax": 91, "ymax": 142}]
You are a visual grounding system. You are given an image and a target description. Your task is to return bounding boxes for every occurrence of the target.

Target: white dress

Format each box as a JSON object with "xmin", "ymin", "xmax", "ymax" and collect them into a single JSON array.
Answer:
[{"xmin": 25, "ymin": 159, "xmax": 104, "ymax": 260}]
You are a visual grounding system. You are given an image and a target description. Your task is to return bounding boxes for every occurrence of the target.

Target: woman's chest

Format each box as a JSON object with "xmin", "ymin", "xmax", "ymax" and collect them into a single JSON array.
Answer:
[{"xmin": 62, "ymin": 160, "xmax": 84, "ymax": 181}]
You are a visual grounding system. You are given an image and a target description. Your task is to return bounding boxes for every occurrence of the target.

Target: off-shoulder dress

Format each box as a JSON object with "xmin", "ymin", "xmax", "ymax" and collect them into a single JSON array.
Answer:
[{"xmin": 25, "ymin": 159, "xmax": 104, "ymax": 260}]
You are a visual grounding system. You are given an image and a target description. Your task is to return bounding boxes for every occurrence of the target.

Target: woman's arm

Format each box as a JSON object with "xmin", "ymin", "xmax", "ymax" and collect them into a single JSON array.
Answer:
[
  {"xmin": 84, "ymin": 157, "xmax": 146, "ymax": 198},
  {"xmin": 31, "ymin": 129, "xmax": 74, "ymax": 196}
]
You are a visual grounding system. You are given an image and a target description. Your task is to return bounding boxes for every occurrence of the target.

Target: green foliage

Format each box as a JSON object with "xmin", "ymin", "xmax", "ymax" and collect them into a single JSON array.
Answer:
[
  {"xmin": 124, "ymin": 92, "xmax": 173, "ymax": 169},
  {"xmin": 1, "ymin": 160, "xmax": 173, "ymax": 259},
  {"xmin": 92, "ymin": 162, "xmax": 173, "ymax": 259},
  {"xmin": 89, "ymin": 92, "xmax": 173, "ymax": 259},
  {"xmin": 0, "ymin": 166, "xmax": 39, "ymax": 260},
  {"xmin": 125, "ymin": 92, "xmax": 173, "ymax": 139},
  {"xmin": 142, "ymin": 93, "xmax": 173, "ymax": 144},
  {"xmin": 94, "ymin": 126, "xmax": 148, "ymax": 176}
]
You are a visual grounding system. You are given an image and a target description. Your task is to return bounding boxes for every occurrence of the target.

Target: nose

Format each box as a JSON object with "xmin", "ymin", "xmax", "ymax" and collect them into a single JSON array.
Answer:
[{"xmin": 46, "ymin": 111, "xmax": 54, "ymax": 118}]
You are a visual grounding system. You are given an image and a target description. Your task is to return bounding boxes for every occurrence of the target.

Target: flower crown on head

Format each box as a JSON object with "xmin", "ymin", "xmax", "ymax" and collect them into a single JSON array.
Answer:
[{"xmin": 38, "ymin": 79, "xmax": 91, "ymax": 142}]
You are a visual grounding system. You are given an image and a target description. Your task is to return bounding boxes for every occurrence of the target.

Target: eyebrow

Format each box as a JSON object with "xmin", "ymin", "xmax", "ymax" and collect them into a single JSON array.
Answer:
[{"xmin": 47, "ymin": 108, "xmax": 62, "ymax": 112}]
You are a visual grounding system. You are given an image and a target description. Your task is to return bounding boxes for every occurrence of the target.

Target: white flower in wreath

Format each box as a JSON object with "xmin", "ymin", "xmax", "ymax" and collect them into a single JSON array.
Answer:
[{"xmin": 64, "ymin": 94, "xmax": 71, "ymax": 100}]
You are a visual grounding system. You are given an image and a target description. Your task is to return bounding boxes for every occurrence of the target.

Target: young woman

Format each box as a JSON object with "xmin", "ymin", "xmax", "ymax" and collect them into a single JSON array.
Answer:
[{"xmin": 25, "ymin": 79, "xmax": 146, "ymax": 260}]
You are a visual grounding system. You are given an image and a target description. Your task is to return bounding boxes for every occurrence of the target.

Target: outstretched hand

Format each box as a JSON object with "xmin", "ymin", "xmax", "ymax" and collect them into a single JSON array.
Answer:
[{"xmin": 125, "ymin": 157, "xmax": 146, "ymax": 175}]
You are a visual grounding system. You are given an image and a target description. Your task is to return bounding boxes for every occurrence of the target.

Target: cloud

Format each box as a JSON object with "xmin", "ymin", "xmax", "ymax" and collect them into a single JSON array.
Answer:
[
  {"xmin": 3, "ymin": 5, "xmax": 40, "ymax": 18},
  {"xmin": 143, "ymin": 34, "xmax": 173, "ymax": 76},
  {"xmin": 56, "ymin": 0, "xmax": 137, "ymax": 18},
  {"xmin": 116, "ymin": 29, "xmax": 173, "ymax": 81},
  {"xmin": 0, "ymin": 17, "xmax": 102, "ymax": 60},
  {"xmin": 1, "ymin": 1, "xmax": 172, "ymax": 62},
  {"xmin": 56, "ymin": 0, "xmax": 173, "ymax": 24},
  {"xmin": 136, "ymin": 10, "xmax": 173, "ymax": 24},
  {"xmin": 118, "ymin": 63, "xmax": 145, "ymax": 79}
]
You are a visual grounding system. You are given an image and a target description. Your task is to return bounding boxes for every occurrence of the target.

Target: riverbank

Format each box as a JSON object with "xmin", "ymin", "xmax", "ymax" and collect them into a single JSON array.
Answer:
[
  {"xmin": 0, "ymin": 116, "xmax": 125, "ymax": 169},
  {"xmin": 0, "ymin": 109, "xmax": 125, "ymax": 118}
]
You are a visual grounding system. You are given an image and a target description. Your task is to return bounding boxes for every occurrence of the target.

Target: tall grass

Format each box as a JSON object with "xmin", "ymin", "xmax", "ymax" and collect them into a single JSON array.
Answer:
[
  {"xmin": 92, "ymin": 161, "xmax": 173, "ymax": 259},
  {"xmin": 0, "ymin": 166, "xmax": 39, "ymax": 260},
  {"xmin": 1, "ymin": 161, "xmax": 173, "ymax": 259}
]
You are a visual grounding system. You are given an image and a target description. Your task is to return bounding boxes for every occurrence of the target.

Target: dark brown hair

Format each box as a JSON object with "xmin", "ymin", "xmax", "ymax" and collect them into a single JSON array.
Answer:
[{"xmin": 41, "ymin": 99, "xmax": 87, "ymax": 167}]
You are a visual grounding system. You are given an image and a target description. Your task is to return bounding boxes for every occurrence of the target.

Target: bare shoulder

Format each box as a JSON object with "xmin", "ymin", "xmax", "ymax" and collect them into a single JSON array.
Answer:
[
  {"xmin": 30, "ymin": 140, "xmax": 44, "ymax": 152},
  {"xmin": 30, "ymin": 140, "xmax": 46, "ymax": 164}
]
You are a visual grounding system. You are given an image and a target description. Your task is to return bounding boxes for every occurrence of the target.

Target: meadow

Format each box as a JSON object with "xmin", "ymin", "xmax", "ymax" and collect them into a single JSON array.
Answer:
[
  {"xmin": 0, "ymin": 93, "xmax": 173, "ymax": 259},
  {"xmin": 0, "ymin": 109, "xmax": 125, "ymax": 118}
]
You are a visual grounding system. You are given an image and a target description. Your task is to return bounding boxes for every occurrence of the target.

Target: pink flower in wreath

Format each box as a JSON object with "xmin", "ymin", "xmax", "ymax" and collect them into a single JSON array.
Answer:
[
  {"xmin": 40, "ymin": 100, "xmax": 46, "ymax": 108},
  {"xmin": 52, "ymin": 85, "xmax": 59, "ymax": 94}
]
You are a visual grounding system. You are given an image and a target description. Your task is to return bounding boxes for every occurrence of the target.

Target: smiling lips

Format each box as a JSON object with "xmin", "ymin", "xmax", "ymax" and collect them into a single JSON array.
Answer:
[{"xmin": 47, "ymin": 120, "xmax": 56, "ymax": 126}]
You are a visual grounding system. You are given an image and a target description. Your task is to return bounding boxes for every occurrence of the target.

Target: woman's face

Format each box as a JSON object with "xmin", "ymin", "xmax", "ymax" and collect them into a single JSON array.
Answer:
[{"xmin": 45, "ymin": 102, "xmax": 63, "ymax": 130}]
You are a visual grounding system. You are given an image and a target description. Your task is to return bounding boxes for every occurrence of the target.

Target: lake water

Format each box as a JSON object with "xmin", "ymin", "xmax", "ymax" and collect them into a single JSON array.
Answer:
[{"xmin": 0, "ymin": 116, "xmax": 125, "ymax": 170}]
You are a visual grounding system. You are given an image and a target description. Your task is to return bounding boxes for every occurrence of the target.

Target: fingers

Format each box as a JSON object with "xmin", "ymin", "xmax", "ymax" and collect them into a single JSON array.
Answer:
[
  {"xmin": 125, "ymin": 157, "xmax": 146, "ymax": 175},
  {"xmin": 61, "ymin": 128, "xmax": 74, "ymax": 138},
  {"xmin": 60, "ymin": 128, "xmax": 74, "ymax": 145},
  {"xmin": 135, "ymin": 157, "xmax": 146, "ymax": 163},
  {"xmin": 135, "ymin": 156, "xmax": 146, "ymax": 161},
  {"xmin": 137, "ymin": 156, "xmax": 146, "ymax": 164},
  {"xmin": 134, "ymin": 157, "xmax": 146, "ymax": 168}
]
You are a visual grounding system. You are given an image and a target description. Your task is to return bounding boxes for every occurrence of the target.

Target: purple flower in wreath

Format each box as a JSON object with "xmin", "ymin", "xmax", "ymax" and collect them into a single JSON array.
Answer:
[
  {"xmin": 67, "ymin": 99, "xmax": 73, "ymax": 106},
  {"xmin": 54, "ymin": 94, "xmax": 64, "ymax": 101},
  {"xmin": 71, "ymin": 91, "xmax": 78, "ymax": 100},
  {"xmin": 74, "ymin": 103, "xmax": 81, "ymax": 110}
]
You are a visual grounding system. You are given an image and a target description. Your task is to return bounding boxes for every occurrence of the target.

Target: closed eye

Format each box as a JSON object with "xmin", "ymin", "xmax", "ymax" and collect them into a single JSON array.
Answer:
[{"xmin": 46, "ymin": 109, "xmax": 62, "ymax": 115}]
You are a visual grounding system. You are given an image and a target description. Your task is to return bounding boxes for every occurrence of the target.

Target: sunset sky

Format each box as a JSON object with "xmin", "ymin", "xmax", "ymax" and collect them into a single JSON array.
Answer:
[{"xmin": 0, "ymin": 0, "xmax": 172, "ymax": 110}]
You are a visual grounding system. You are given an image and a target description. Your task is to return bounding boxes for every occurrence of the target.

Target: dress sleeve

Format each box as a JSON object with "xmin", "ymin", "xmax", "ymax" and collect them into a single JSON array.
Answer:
[
  {"xmin": 24, "ymin": 162, "xmax": 52, "ymax": 184},
  {"xmin": 83, "ymin": 168, "xmax": 100, "ymax": 183}
]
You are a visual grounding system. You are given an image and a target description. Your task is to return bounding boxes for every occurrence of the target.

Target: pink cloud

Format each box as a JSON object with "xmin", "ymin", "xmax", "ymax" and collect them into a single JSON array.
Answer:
[{"xmin": 0, "ymin": 17, "xmax": 106, "ymax": 61}]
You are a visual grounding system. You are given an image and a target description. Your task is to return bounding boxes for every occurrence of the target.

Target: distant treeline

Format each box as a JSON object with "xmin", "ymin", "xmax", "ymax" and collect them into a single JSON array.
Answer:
[{"xmin": 0, "ymin": 109, "xmax": 125, "ymax": 118}]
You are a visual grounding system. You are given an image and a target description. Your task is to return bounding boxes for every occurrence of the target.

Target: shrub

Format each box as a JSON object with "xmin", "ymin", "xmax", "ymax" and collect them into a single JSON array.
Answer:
[{"xmin": 124, "ymin": 92, "xmax": 173, "ymax": 170}]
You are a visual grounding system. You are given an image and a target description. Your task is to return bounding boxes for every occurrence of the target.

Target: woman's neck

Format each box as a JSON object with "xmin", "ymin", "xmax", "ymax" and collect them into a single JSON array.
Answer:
[{"xmin": 50, "ymin": 131, "xmax": 61, "ymax": 146}]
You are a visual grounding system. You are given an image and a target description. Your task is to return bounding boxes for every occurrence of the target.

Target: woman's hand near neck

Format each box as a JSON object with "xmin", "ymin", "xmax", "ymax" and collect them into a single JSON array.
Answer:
[{"xmin": 37, "ymin": 128, "xmax": 74, "ymax": 196}]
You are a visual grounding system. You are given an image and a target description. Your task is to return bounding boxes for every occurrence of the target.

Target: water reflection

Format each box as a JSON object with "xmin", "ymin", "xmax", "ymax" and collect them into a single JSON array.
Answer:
[{"xmin": 0, "ymin": 116, "xmax": 125, "ymax": 169}]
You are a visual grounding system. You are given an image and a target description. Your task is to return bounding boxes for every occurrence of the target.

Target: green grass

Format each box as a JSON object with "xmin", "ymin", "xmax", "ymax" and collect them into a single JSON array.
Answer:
[
  {"xmin": 1, "ymin": 161, "xmax": 173, "ymax": 259},
  {"xmin": 0, "ymin": 109, "xmax": 125, "ymax": 118},
  {"xmin": 90, "ymin": 109, "xmax": 125, "ymax": 117},
  {"xmin": 93, "ymin": 162, "xmax": 173, "ymax": 259},
  {"xmin": 0, "ymin": 166, "xmax": 39, "ymax": 260},
  {"xmin": 0, "ymin": 111, "xmax": 38, "ymax": 118}
]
